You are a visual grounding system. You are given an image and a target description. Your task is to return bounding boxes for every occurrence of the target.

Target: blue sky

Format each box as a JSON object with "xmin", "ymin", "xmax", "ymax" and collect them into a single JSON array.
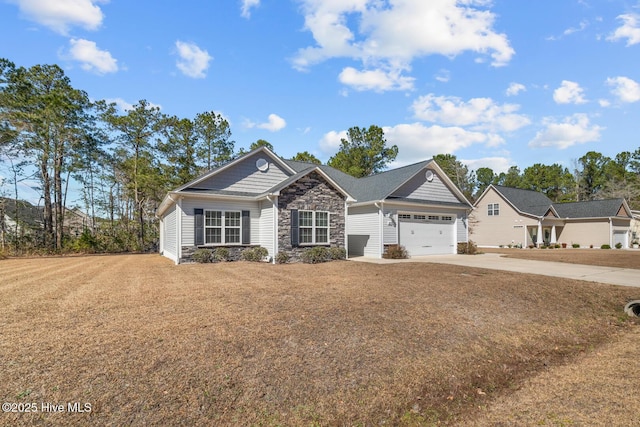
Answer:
[{"xmin": 1, "ymin": 0, "xmax": 640, "ymax": 203}]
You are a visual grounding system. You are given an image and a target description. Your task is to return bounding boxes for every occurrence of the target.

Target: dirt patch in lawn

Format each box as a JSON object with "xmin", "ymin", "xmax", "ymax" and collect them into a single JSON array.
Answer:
[
  {"xmin": 1, "ymin": 255, "xmax": 638, "ymax": 426},
  {"xmin": 482, "ymin": 247, "xmax": 640, "ymax": 269}
]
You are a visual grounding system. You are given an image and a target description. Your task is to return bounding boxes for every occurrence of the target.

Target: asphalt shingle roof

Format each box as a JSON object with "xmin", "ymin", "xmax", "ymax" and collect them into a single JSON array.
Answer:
[
  {"xmin": 282, "ymin": 159, "xmax": 437, "ymax": 203},
  {"xmin": 493, "ymin": 185, "xmax": 554, "ymax": 216},
  {"xmin": 553, "ymin": 199, "xmax": 627, "ymax": 218},
  {"xmin": 493, "ymin": 185, "xmax": 627, "ymax": 219}
]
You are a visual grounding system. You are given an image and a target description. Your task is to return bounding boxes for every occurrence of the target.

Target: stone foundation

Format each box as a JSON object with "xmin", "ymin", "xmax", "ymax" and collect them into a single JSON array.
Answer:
[{"xmin": 180, "ymin": 245, "xmax": 262, "ymax": 263}]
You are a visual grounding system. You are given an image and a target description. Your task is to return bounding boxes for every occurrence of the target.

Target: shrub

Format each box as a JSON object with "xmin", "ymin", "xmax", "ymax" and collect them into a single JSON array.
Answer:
[
  {"xmin": 192, "ymin": 248, "xmax": 213, "ymax": 263},
  {"xmin": 554, "ymin": 244, "xmax": 561, "ymax": 249},
  {"xmin": 329, "ymin": 247, "xmax": 347, "ymax": 260},
  {"xmin": 300, "ymin": 246, "xmax": 330, "ymax": 264},
  {"xmin": 457, "ymin": 241, "xmax": 478, "ymax": 255},
  {"xmin": 572, "ymin": 243, "xmax": 580, "ymax": 248},
  {"xmin": 74, "ymin": 229, "xmax": 101, "ymax": 253},
  {"xmin": 601, "ymin": 244, "xmax": 611, "ymax": 250},
  {"xmin": 213, "ymin": 247, "xmax": 230, "ymax": 262},
  {"xmin": 384, "ymin": 244, "xmax": 409, "ymax": 259},
  {"xmin": 615, "ymin": 242, "xmax": 623, "ymax": 249},
  {"xmin": 242, "ymin": 246, "xmax": 269, "ymax": 262},
  {"xmin": 275, "ymin": 251, "xmax": 290, "ymax": 264}
]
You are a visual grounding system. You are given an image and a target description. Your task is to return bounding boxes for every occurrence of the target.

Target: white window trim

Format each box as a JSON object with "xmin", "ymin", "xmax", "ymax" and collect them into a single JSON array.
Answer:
[
  {"xmin": 488, "ymin": 203, "xmax": 500, "ymax": 216},
  {"xmin": 204, "ymin": 210, "xmax": 242, "ymax": 245},
  {"xmin": 299, "ymin": 210, "xmax": 330, "ymax": 245}
]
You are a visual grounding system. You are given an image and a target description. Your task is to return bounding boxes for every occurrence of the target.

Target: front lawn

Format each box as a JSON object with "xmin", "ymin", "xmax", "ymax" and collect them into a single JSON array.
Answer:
[{"xmin": 1, "ymin": 254, "xmax": 637, "ymax": 425}]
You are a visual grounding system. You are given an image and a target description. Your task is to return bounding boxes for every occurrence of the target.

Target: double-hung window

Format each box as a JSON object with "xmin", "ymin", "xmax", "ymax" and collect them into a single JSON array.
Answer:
[
  {"xmin": 205, "ymin": 210, "xmax": 241, "ymax": 244},
  {"xmin": 299, "ymin": 211, "xmax": 329, "ymax": 244},
  {"xmin": 488, "ymin": 203, "xmax": 500, "ymax": 216}
]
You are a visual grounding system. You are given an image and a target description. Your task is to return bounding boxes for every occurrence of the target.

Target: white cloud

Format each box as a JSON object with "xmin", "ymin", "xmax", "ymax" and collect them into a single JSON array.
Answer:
[
  {"xmin": 606, "ymin": 76, "xmax": 640, "ymax": 103},
  {"xmin": 608, "ymin": 14, "xmax": 640, "ymax": 46},
  {"xmin": 175, "ymin": 41, "xmax": 212, "ymax": 79},
  {"xmin": 598, "ymin": 99, "xmax": 611, "ymax": 108},
  {"xmin": 553, "ymin": 80, "xmax": 587, "ymax": 104},
  {"xmin": 292, "ymin": 0, "xmax": 514, "ymax": 91},
  {"xmin": 8, "ymin": 0, "xmax": 106, "ymax": 34},
  {"xmin": 240, "ymin": 0, "xmax": 260, "ymax": 18},
  {"xmin": 464, "ymin": 157, "xmax": 513, "ymax": 174},
  {"xmin": 338, "ymin": 66, "xmax": 414, "ymax": 92},
  {"xmin": 66, "ymin": 38, "xmax": 118, "ymax": 74},
  {"xmin": 104, "ymin": 98, "xmax": 162, "ymax": 112},
  {"xmin": 434, "ymin": 69, "xmax": 450, "ymax": 83},
  {"xmin": 383, "ymin": 123, "xmax": 490, "ymax": 165},
  {"xmin": 246, "ymin": 114, "xmax": 287, "ymax": 132},
  {"xmin": 506, "ymin": 82, "xmax": 526, "ymax": 96},
  {"xmin": 563, "ymin": 19, "xmax": 589, "ymax": 36},
  {"xmin": 529, "ymin": 114, "xmax": 603, "ymax": 149},
  {"xmin": 411, "ymin": 94, "xmax": 530, "ymax": 133},
  {"xmin": 319, "ymin": 130, "xmax": 348, "ymax": 153}
]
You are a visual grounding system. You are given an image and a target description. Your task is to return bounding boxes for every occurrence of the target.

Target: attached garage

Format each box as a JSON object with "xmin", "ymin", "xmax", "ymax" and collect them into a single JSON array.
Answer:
[
  {"xmin": 613, "ymin": 230, "xmax": 628, "ymax": 248},
  {"xmin": 398, "ymin": 213, "xmax": 456, "ymax": 255}
]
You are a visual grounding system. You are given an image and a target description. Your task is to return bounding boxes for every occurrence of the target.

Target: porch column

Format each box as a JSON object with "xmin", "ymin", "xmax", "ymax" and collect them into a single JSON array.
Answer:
[
  {"xmin": 550, "ymin": 225, "xmax": 557, "ymax": 244},
  {"xmin": 536, "ymin": 222, "xmax": 543, "ymax": 247}
]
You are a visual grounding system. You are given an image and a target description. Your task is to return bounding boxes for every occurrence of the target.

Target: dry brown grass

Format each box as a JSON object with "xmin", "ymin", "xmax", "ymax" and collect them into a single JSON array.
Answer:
[
  {"xmin": 482, "ymin": 247, "xmax": 640, "ymax": 269},
  {"xmin": 1, "ymin": 254, "xmax": 639, "ymax": 426}
]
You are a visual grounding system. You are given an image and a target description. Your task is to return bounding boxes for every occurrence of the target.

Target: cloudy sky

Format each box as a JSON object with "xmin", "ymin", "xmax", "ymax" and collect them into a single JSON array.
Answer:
[{"xmin": 1, "ymin": 0, "xmax": 640, "ymax": 178}]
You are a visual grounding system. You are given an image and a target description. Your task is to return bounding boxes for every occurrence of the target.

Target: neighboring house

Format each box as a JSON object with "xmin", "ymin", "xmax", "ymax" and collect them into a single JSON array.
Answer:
[
  {"xmin": 472, "ymin": 185, "xmax": 633, "ymax": 248},
  {"xmin": 631, "ymin": 210, "xmax": 640, "ymax": 245},
  {"xmin": 0, "ymin": 197, "xmax": 44, "ymax": 237},
  {"xmin": 0, "ymin": 197, "xmax": 93, "ymax": 238},
  {"xmin": 156, "ymin": 146, "xmax": 473, "ymax": 264}
]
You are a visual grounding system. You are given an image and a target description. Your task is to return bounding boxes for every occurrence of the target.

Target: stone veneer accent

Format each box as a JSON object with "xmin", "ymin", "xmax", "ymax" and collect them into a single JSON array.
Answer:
[
  {"xmin": 278, "ymin": 171, "xmax": 346, "ymax": 262},
  {"xmin": 180, "ymin": 245, "xmax": 259, "ymax": 263}
]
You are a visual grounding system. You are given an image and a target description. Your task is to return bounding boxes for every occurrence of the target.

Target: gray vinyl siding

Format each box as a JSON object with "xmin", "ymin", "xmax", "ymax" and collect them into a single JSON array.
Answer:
[
  {"xmin": 196, "ymin": 152, "xmax": 290, "ymax": 193},
  {"xmin": 258, "ymin": 199, "xmax": 276, "ymax": 256},
  {"xmin": 163, "ymin": 204, "xmax": 177, "ymax": 261},
  {"xmin": 180, "ymin": 198, "xmax": 260, "ymax": 247},
  {"xmin": 383, "ymin": 210, "xmax": 398, "ymax": 245},
  {"xmin": 390, "ymin": 170, "xmax": 460, "ymax": 204},
  {"xmin": 347, "ymin": 205, "xmax": 380, "ymax": 257},
  {"xmin": 457, "ymin": 211, "xmax": 468, "ymax": 243}
]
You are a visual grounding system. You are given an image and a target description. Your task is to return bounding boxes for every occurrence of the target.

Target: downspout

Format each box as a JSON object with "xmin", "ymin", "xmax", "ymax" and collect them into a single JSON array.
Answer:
[{"xmin": 176, "ymin": 196, "xmax": 183, "ymax": 265}]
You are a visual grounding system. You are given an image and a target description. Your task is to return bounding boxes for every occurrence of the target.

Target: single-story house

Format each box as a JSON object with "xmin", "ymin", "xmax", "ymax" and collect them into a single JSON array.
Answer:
[
  {"xmin": 156, "ymin": 146, "xmax": 473, "ymax": 263},
  {"xmin": 472, "ymin": 185, "xmax": 633, "ymax": 248},
  {"xmin": 631, "ymin": 210, "xmax": 640, "ymax": 246}
]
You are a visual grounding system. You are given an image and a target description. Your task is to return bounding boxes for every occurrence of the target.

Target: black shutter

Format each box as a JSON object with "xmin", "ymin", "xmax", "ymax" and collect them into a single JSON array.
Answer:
[
  {"xmin": 194, "ymin": 208, "xmax": 204, "ymax": 246},
  {"xmin": 241, "ymin": 210, "xmax": 250, "ymax": 245},
  {"xmin": 291, "ymin": 209, "xmax": 299, "ymax": 247}
]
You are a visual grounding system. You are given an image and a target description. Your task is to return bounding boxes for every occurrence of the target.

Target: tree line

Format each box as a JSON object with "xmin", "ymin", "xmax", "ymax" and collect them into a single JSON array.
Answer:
[{"xmin": 1, "ymin": 58, "xmax": 639, "ymax": 255}]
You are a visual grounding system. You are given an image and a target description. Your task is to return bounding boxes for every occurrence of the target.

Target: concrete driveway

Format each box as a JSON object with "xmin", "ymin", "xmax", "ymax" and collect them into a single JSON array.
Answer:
[{"xmin": 350, "ymin": 253, "xmax": 640, "ymax": 288}]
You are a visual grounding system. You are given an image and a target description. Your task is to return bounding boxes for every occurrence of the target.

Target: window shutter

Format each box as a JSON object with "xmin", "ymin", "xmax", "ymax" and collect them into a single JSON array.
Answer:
[
  {"xmin": 194, "ymin": 208, "xmax": 204, "ymax": 245},
  {"xmin": 290, "ymin": 209, "xmax": 299, "ymax": 247},
  {"xmin": 241, "ymin": 210, "xmax": 250, "ymax": 245}
]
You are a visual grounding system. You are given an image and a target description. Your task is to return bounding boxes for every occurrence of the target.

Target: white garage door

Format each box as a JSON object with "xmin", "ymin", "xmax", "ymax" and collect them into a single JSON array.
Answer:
[
  {"xmin": 613, "ymin": 230, "xmax": 628, "ymax": 248},
  {"xmin": 399, "ymin": 214, "xmax": 455, "ymax": 256}
]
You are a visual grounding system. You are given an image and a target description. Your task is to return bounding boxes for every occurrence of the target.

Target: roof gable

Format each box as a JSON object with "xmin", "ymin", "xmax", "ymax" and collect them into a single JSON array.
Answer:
[
  {"xmin": 267, "ymin": 165, "xmax": 355, "ymax": 201},
  {"xmin": 176, "ymin": 147, "xmax": 295, "ymax": 193},
  {"xmin": 343, "ymin": 160, "xmax": 472, "ymax": 207},
  {"xmin": 389, "ymin": 167, "xmax": 460, "ymax": 204}
]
